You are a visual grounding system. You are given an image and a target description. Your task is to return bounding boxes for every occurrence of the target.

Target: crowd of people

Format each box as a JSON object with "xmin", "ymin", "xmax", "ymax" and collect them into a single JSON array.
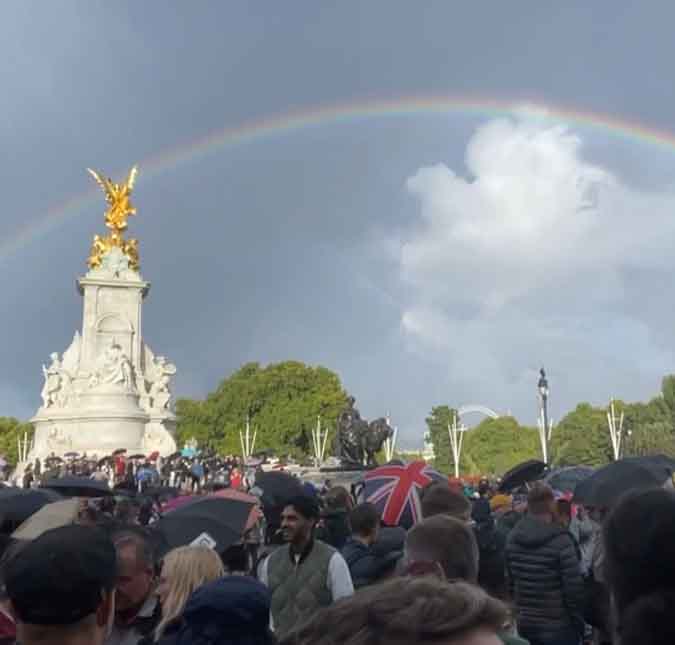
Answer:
[
  {"xmin": 20, "ymin": 450, "xmax": 248, "ymax": 494},
  {"xmin": 0, "ymin": 462, "xmax": 672, "ymax": 645}
]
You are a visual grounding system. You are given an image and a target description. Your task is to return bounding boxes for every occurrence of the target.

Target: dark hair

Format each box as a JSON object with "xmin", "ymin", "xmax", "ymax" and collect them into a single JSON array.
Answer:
[
  {"xmin": 349, "ymin": 503, "xmax": 379, "ymax": 537},
  {"xmin": 281, "ymin": 577, "xmax": 506, "ymax": 645},
  {"xmin": 285, "ymin": 495, "xmax": 320, "ymax": 521},
  {"xmin": 405, "ymin": 515, "xmax": 479, "ymax": 583},
  {"xmin": 421, "ymin": 484, "xmax": 470, "ymax": 520},
  {"xmin": 527, "ymin": 483, "xmax": 555, "ymax": 516},
  {"xmin": 112, "ymin": 526, "xmax": 156, "ymax": 569},
  {"xmin": 604, "ymin": 488, "xmax": 675, "ymax": 645},
  {"xmin": 221, "ymin": 544, "xmax": 249, "ymax": 574},
  {"xmin": 325, "ymin": 486, "xmax": 352, "ymax": 510}
]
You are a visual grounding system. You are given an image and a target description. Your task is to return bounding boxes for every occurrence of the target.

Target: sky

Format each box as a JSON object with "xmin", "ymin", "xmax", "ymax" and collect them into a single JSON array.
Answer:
[{"xmin": 4, "ymin": 2, "xmax": 675, "ymax": 447}]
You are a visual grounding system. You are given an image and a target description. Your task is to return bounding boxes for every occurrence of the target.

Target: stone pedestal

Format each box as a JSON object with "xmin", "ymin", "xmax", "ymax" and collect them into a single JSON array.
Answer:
[{"xmin": 29, "ymin": 248, "xmax": 177, "ymax": 460}]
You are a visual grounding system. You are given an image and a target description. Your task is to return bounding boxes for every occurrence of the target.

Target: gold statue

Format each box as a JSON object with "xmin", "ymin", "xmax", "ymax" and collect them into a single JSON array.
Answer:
[{"xmin": 86, "ymin": 165, "xmax": 141, "ymax": 271}]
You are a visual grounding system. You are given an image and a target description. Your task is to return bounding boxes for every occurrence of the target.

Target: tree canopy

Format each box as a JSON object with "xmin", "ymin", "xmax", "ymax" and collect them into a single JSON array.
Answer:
[
  {"xmin": 0, "ymin": 417, "xmax": 34, "ymax": 465},
  {"xmin": 462, "ymin": 416, "xmax": 540, "ymax": 475},
  {"xmin": 176, "ymin": 361, "xmax": 348, "ymax": 458}
]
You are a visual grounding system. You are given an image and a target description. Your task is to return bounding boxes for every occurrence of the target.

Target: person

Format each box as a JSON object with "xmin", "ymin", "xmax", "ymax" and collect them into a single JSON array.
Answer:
[
  {"xmin": 403, "ymin": 514, "xmax": 478, "ymax": 579},
  {"xmin": 505, "ymin": 483, "xmax": 584, "ymax": 645},
  {"xmin": 472, "ymin": 479, "xmax": 492, "ymax": 522},
  {"xmin": 342, "ymin": 502, "xmax": 401, "ymax": 588},
  {"xmin": 258, "ymin": 494, "xmax": 354, "ymax": 638},
  {"xmin": 280, "ymin": 576, "xmax": 506, "ymax": 645},
  {"xmin": 421, "ymin": 482, "xmax": 472, "ymax": 521},
  {"xmin": 174, "ymin": 576, "xmax": 275, "ymax": 645},
  {"xmin": 147, "ymin": 545, "xmax": 225, "ymax": 644},
  {"xmin": 555, "ymin": 499, "xmax": 572, "ymax": 530},
  {"xmin": 403, "ymin": 515, "xmax": 527, "ymax": 645},
  {"xmin": 422, "ymin": 482, "xmax": 506, "ymax": 599},
  {"xmin": 568, "ymin": 506, "xmax": 594, "ymax": 576},
  {"xmin": 108, "ymin": 529, "xmax": 161, "ymax": 645},
  {"xmin": 5, "ymin": 525, "xmax": 116, "ymax": 645},
  {"xmin": 316, "ymin": 486, "xmax": 353, "ymax": 550},
  {"xmin": 603, "ymin": 488, "xmax": 675, "ymax": 645}
]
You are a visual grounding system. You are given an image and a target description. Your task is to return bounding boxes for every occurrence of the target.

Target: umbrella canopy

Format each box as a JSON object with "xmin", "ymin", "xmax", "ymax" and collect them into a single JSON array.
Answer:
[
  {"xmin": 545, "ymin": 466, "xmax": 595, "ymax": 494},
  {"xmin": 163, "ymin": 490, "xmax": 261, "ymax": 531},
  {"xmin": 0, "ymin": 488, "xmax": 62, "ymax": 526},
  {"xmin": 112, "ymin": 448, "xmax": 127, "ymax": 456},
  {"xmin": 41, "ymin": 476, "xmax": 113, "ymax": 498},
  {"xmin": 498, "ymin": 460, "xmax": 548, "ymax": 493},
  {"xmin": 127, "ymin": 454, "xmax": 147, "ymax": 460},
  {"xmin": 254, "ymin": 471, "xmax": 304, "ymax": 507},
  {"xmin": 142, "ymin": 486, "xmax": 180, "ymax": 500},
  {"xmin": 212, "ymin": 489, "xmax": 262, "ymax": 531},
  {"xmin": 156, "ymin": 497, "xmax": 254, "ymax": 552},
  {"xmin": 12, "ymin": 498, "xmax": 80, "ymax": 540},
  {"xmin": 363, "ymin": 460, "xmax": 446, "ymax": 529},
  {"xmin": 573, "ymin": 455, "xmax": 675, "ymax": 508}
]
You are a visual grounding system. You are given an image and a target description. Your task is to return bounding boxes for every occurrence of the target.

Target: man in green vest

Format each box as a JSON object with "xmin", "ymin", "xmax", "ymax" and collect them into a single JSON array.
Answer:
[{"xmin": 259, "ymin": 494, "xmax": 354, "ymax": 638}]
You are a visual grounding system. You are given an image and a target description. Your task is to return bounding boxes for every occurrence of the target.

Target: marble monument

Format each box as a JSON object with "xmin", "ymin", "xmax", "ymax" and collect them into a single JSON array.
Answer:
[{"xmin": 29, "ymin": 166, "xmax": 177, "ymax": 459}]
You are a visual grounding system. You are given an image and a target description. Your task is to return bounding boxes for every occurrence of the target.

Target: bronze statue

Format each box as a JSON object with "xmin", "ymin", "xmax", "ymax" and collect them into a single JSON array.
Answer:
[{"xmin": 336, "ymin": 397, "xmax": 393, "ymax": 467}]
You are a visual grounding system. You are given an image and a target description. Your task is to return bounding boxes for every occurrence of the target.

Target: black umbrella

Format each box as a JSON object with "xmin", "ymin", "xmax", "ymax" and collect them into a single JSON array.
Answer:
[
  {"xmin": 0, "ymin": 488, "xmax": 63, "ymax": 527},
  {"xmin": 142, "ymin": 486, "xmax": 180, "ymax": 500},
  {"xmin": 156, "ymin": 497, "xmax": 254, "ymax": 552},
  {"xmin": 127, "ymin": 454, "xmax": 147, "ymax": 460},
  {"xmin": 41, "ymin": 476, "xmax": 113, "ymax": 498},
  {"xmin": 545, "ymin": 466, "xmax": 595, "ymax": 494},
  {"xmin": 573, "ymin": 455, "xmax": 675, "ymax": 508},
  {"xmin": 498, "ymin": 460, "xmax": 548, "ymax": 493},
  {"xmin": 112, "ymin": 449, "xmax": 127, "ymax": 456},
  {"xmin": 255, "ymin": 471, "xmax": 304, "ymax": 504}
]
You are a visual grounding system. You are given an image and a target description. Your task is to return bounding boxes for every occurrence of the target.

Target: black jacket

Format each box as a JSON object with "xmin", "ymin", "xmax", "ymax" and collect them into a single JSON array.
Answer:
[
  {"xmin": 315, "ymin": 507, "xmax": 351, "ymax": 550},
  {"xmin": 505, "ymin": 515, "xmax": 585, "ymax": 642},
  {"xmin": 342, "ymin": 538, "xmax": 401, "ymax": 588}
]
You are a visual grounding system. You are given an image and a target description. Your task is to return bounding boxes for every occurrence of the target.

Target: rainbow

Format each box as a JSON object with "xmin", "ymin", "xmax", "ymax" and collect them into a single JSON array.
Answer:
[{"xmin": 5, "ymin": 94, "xmax": 675, "ymax": 263}]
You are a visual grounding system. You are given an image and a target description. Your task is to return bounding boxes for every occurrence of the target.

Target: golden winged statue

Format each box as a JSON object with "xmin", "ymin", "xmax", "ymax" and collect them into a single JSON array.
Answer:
[{"xmin": 86, "ymin": 165, "xmax": 141, "ymax": 271}]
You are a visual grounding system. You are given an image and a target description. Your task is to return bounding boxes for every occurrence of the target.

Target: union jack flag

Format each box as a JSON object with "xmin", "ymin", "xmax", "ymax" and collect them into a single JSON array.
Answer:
[{"xmin": 363, "ymin": 461, "xmax": 446, "ymax": 528}]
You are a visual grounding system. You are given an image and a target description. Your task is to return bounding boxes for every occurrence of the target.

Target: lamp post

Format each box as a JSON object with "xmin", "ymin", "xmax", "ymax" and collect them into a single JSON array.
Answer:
[
  {"xmin": 537, "ymin": 368, "xmax": 552, "ymax": 464},
  {"xmin": 607, "ymin": 399, "xmax": 625, "ymax": 461},
  {"xmin": 448, "ymin": 411, "xmax": 465, "ymax": 479}
]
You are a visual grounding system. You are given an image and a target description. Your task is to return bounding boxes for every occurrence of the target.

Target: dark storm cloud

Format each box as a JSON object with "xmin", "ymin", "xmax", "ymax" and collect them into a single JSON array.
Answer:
[{"xmin": 4, "ymin": 2, "xmax": 675, "ymax": 445}]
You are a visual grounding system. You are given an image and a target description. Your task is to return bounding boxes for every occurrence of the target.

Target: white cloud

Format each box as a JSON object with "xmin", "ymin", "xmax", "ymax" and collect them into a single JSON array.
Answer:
[{"xmin": 397, "ymin": 115, "xmax": 675, "ymax": 415}]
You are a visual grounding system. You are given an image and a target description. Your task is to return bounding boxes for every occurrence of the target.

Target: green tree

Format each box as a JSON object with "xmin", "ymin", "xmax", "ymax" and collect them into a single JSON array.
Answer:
[
  {"xmin": 624, "ymin": 395, "xmax": 675, "ymax": 457},
  {"xmin": 176, "ymin": 361, "xmax": 348, "ymax": 458},
  {"xmin": 0, "ymin": 417, "xmax": 34, "ymax": 465},
  {"xmin": 550, "ymin": 403, "xmax": 612, "ymax": 467},
  {"xmin": 661, "ymin": 375, "xmax": 675, "ymax": 426},
  {"xmin": 462, "ymin": 416, "xmax": 540, "ymax": 475},
  {"xmin": 425, "ymin": 406, "xmax": 458, "ymax": 475}
]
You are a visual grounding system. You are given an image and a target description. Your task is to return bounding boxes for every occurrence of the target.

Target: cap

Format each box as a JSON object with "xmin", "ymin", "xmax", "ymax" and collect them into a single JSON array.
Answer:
[{"xmin": 5, "ymin": 525, "xmax": 116, "ymax": 625}]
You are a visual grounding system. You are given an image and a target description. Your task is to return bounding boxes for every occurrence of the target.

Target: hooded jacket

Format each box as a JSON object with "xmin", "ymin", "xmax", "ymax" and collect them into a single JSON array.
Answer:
[{"xmin": 505, "ymin": 515, "xmax": 585, "ymax": 642}]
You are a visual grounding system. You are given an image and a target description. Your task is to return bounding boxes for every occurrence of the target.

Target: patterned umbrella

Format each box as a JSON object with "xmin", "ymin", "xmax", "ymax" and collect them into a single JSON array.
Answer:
[{"xmin": 363, "ymin": 461, "xmax": 446, "ymax": 528}]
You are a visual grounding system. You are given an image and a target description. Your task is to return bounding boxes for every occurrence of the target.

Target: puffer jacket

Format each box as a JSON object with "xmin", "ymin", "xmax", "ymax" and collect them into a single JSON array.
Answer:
[{"xmin": 505, "ymin": 515, "xmax": 585, "ymax": 643}]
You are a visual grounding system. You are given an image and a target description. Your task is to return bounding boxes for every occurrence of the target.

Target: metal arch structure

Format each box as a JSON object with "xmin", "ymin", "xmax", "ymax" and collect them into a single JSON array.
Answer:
[
  {"xmin": 457, "ymin": 404, "xmax": 500, "ymax": 421},
  {"xmin": 447, "ymin": 404, "xmax": 500, "ymax": 478}
]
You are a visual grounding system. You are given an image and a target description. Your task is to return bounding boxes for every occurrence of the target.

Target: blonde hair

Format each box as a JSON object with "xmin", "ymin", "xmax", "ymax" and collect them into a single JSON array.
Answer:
[{"xmin": 155, "ymin": 546, "xmax": 224, "ymax": 641}]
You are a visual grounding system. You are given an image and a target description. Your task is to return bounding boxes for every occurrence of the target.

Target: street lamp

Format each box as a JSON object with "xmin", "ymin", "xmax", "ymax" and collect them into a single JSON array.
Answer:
[{"xmin": 537, "ymin": 367, "xmax": 552, "ymax": 464}]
